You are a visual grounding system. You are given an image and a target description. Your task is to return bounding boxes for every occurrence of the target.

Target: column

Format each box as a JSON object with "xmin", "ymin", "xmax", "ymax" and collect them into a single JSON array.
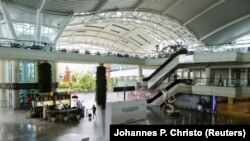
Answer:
[
  {"xmin": 138, "ymin": 65, "xmax": 142, "ymax": 79},
  {"xmin": 199, "ymin": 70, "xmax": 202, "ymax": 79},
  {"xmin": 34, "ymin": 62, "xmax": 39, "ymax": 83},
  {"xmin": 187, "ymin": 69, "xmax": 191, "ymax": 79},
  {"xmin": 180, "ymin": 69, "xmax": 184, "ymax": 79},
  {"xmin": 0, "ymin": 60, "xmax": 7, "ymax": 107},
  {"xmin": 210, "ymin": 96, "xmax": 217, "ymax": 113},
  {"xmin": 51, "ymin": 62, "xmax": 58, "ymax": 91},
  {"xmin": 228, "ymin": 97, "xmax": 233, "ymax": 105},
  {"xmin": 11, "ymin": 61, "xmax": 19, "ymax": 109},
  {"xmin": 205, "ymin": 67, "xmax": 211, "ymax": 85},
  {"xmin": 246, "ymin": 68, "xmax": 249, "ymax": 86},
  {"xmin": 192, "ymin": 70, "xmax": 195, "ymax": 79},
  {"xmin": 235, "ymin": 69, "xmax": 241, "ymax": 87},
  {"xmin": 1, "ymin": 60, "xmax": 19, "ymax": 109},
  {"xmin": 137, "ymin": 65, "xmax": 143, "ymax": 89},
  {"xmin": 228, "ymin": 68, "xmax": 233, "ymax": 86},
  {"xmin": 1, "ymin": 61, "xmax": 10, "ymax": 108}
]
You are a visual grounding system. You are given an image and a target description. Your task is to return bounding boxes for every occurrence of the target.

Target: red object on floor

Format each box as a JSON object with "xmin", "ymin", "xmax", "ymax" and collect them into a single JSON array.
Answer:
[{"xmin": 25, "ymin": 98, "xmax": 33, "ymax": 103}]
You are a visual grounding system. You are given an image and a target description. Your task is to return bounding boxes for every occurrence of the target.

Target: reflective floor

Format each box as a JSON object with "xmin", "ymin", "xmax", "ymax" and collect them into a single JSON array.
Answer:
[{"xmin": 1, "ymin": 93, "xmax": 250, "ymax": 141}]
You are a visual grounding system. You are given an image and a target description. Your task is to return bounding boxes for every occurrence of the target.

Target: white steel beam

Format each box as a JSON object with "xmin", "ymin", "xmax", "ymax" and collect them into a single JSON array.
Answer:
[
  {"xmin": 60, "ymin": 35, "xmax": 132, "ymax": 51},
  {"xmin": 0, "ymin": 1, "xmax": 17, "ymax": 39},
  {"xmin": 53, "ymin": 13, "xmax": 73, "ymax": 43},
  {"xmin": 91, "ymin": 24, "xmax": 110, "ymax": 43},
  {"xmin": 59, "ymin": 41, "xmax": 118, "ymax": 51},
  {"xmin": 35, "ymin": 0, "xmax": 47, "ymax": 42},
  {"xmin": 133, "ymin": 0, "xmax": 144, "ymax": 11},
  {"xmin": 115, "ymin": 27, "xmax": 137, "ymax": 43},
  {"xmin": 163, "ymin": 0, "xmax": 183, "ymax": 15},
  {"xmin": 200, "ymin": 14, "xmax": 250, "ymax": 41},
  {"xmin": 85, "ymin": 0, "xmax": 109, "ymax": 24},
  {"xmin": 39, "ymin": 0, "xmax": 47, "ymax": 11},
  {"xmin": 35, "ymin": 10, "xmax": 42, "ymax": 43},
  {"xmin": 94, "ymin": 0, "xmax": 109, "ymax": 12},
  {"xmin": 62, "ymin": 35, "xmax": 116, "ymax": 43},
  {"xmin": 183, "ymin": 0, "xmax": 226, "ymax": 26}
]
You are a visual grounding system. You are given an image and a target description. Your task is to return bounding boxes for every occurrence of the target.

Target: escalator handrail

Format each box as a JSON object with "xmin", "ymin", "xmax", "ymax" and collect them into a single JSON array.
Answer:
[
  {"xmin": 143, "ymin": 48, "xmax": 188, "ymax": 81},
  {"xmin": 146, "ymin": 79, "xmax": 192, "ymax": 104}
]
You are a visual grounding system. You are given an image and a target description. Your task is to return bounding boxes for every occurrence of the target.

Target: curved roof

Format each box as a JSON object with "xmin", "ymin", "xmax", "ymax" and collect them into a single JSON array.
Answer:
[
  {"xmin": 60, "ymin": 10, "xmax": 200, "ymax": 53},
  {"xmin": 3, "ymin": 0, "xmax": 250, "ymax": 53}
]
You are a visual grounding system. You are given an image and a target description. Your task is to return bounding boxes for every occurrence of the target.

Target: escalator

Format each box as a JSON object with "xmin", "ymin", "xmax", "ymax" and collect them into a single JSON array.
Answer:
[
  {"xmin": 143, "ymin": 48, "xmax": 188, "ymax": 89},
  {"xmin": 146, "ymin": 79, "xmax": 192, "ymax": 105}
]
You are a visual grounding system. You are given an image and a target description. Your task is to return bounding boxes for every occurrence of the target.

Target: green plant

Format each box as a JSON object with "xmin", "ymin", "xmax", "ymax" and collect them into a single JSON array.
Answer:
[
  {"xmin": 59, "ymin": 82, "xmax": 69, "ymax": 88},
  {"xmin": 63, "ymin": 111, "xmax": 68, "ymax": 117},
  {"xmin": 50, "ymin": 111, "xmax": 56, "ymax": 117},
  {"xmin": 95, "ymin": 65, "xmax": 107, "ymax": 109},
  {"xmin": 38, "ymin": 62, "xmax": 52, "ymax": 92}
]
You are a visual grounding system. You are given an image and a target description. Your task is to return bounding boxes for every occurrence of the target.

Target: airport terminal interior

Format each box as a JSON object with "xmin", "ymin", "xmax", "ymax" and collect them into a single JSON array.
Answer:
[{"xmin": 0, "ymin": 0, "xmax": 250, "ymax": 141}]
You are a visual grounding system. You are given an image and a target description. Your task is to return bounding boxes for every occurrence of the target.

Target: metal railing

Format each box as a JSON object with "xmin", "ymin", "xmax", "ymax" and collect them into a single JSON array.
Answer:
[
  {"xmin": 1, "ymin": 38, "xmax": 250, "ymax": 60},
  {"xmin": 56, "ymin": 43, "xmax": 157, "ymax": 59},
  {"xmin": 0, "ymin": 38, "xmax": 56, "ymax": 51},
  {"xmin": 163, "ymin": 78, "xmax": 249, "ymax": 88},
  {"xmin": 192, "ymin": 42, "xmax": 250, "ymax": 53},
  {"xmin": 192, "ymin": 78, "xmax": 249, "ymax": 87}
]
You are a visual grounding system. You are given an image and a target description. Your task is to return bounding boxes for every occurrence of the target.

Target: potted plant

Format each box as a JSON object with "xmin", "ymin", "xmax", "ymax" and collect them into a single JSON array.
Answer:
[
  {"xmin": 50, "ymin": 112, "xmax": 56, "ymax": 122},
  {"xmin": 38, "ymin": 62, "xmax": 52, "ymax": 93},
  {"xmin": 63, "ymin": 112, "xmax": 68, "ymax": 121},
  {"xmin": 75, "ymin": 109, "xmax": 81, "ymax": 120},
  {"xmin": 96, "ymin": 64, "xmax": 107, "ymax": 109}
]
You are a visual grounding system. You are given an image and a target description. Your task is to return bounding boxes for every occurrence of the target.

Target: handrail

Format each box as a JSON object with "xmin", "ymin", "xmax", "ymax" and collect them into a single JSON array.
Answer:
[
  {"xmin": 143, "ymin": 48, "xmax": 188, "ymax": 81},
  {"xmin": 0, "ymin": 38, "xmax": 55, "ymax": 51},
  {"xmin": 146, "ymin": 79, "xmax": 192, "ymax": 104},
  {"xmin": 0, "ymin": 38, "xmax": 158, "ymax": 59}
]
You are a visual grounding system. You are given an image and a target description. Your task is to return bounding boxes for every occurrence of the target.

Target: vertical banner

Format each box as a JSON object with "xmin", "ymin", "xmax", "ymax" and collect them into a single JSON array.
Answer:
[{"xmin": 210, "ymin": 95, "xmax": 217, "ymax": 112}]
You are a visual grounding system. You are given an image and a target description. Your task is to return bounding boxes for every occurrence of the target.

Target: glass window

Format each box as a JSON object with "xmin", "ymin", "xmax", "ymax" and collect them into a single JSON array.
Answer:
[
  {"xmin": 19, "ymin": 61, "xmax": 36, "ymax": 107},
  {"xmin": 19, "ymin": 60, "xmax": 35, "ymax": 83}
]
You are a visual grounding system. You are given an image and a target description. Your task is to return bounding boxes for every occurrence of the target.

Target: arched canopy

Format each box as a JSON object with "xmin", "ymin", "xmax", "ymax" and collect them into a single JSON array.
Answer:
[
  {"xmin": 1, "ymin": 0, "xmax": 250, "ymax": 53},
  {"xmin": 60, "ymin": 10, "xmax": 202, "ymax": 53}
]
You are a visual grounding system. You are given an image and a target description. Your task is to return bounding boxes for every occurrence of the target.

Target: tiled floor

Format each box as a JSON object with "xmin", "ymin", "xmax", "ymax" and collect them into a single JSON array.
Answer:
[{"xmin": 1, "ymin": 93, "xmax": 250, "ymax": 141}]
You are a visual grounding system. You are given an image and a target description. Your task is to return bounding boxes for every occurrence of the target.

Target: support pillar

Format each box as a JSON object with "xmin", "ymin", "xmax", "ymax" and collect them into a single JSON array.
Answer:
[
  {"xmin": 5, "ymin": 61, "xmax": 11, "ymax": 108},
  {"xmin": 11, "ymin": 61, "xmax": 19, "ymax": 109},
  {"xmin": 180, "ymin": 69, "xmax": 184, "ymax": 79},
  {"xmin": 228, "ymin": 97, "xmax": 233, "ymax": 105},
  {"xmin": 0, "ymin": 60, "xmax": 8, "ymax": 108},
  {"xmin": 199, "ymin": 70, "xmax": 202, "ymax": 79},
  {"xmin": 246, "ymin": 68, "xmax": 249, "ymax": 86},
  {"xmin": 187, "ymin": 69, "xmax": 191, "ymax": 79},
  {"xmin": 138, "ymin": 65, "xmax": 142, "ymax": 79},
  {"xmin": 229, "ymin": 68, "xmax": 233, "ymax": 86},
  {"xmin": 51, "ymin": 62, "xmax": 58, "ymax": 92},
  {"xmin": 235, "ymin": 69, "xmax": 241, "ymax": 87},
  {"xmin": 192, "ymin": 70, "xmax": 195, "ymax": 79},
  {"xmin": 205, "ymin": 67, "xmax": 211, "ymax": 85},
  {"xmin": 1, "ymin": 60, "xmax": 19, "ymax": 109},
  {"xmin": 34, "ymin": 62, "xmax": 38, "ymax": 83}
]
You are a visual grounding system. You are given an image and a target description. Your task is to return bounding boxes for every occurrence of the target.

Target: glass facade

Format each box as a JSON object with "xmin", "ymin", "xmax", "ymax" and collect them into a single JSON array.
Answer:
[
  {"xmin": 19, "ymin": 61, "xmax": 35, "ymax": 83},
  {"xmin": 19, "ymin": 60, "xmax": 36, "ymax": 107}
]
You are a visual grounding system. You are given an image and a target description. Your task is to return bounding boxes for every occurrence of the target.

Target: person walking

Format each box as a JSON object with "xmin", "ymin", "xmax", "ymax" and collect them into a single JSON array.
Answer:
[{"xmin": 92, "ymin": 105, "xmax": 96, "ymax": 119}]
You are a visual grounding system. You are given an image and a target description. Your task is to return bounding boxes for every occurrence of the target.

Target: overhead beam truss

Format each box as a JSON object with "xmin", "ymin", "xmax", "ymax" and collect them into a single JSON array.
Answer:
[{"xmin": 72, "ymin": 10, "xmax": 202, "ymax": 47}]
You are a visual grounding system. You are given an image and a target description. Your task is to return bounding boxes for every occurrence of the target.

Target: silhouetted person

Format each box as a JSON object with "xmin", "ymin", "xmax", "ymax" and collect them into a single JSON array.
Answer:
[
  {"xmin": 218, "ymin": 74, "xmax": 224, "ymax": 86},
  {"xmin": 92, "ymin": 105, "xmax": 96, "ymax": 119}
]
